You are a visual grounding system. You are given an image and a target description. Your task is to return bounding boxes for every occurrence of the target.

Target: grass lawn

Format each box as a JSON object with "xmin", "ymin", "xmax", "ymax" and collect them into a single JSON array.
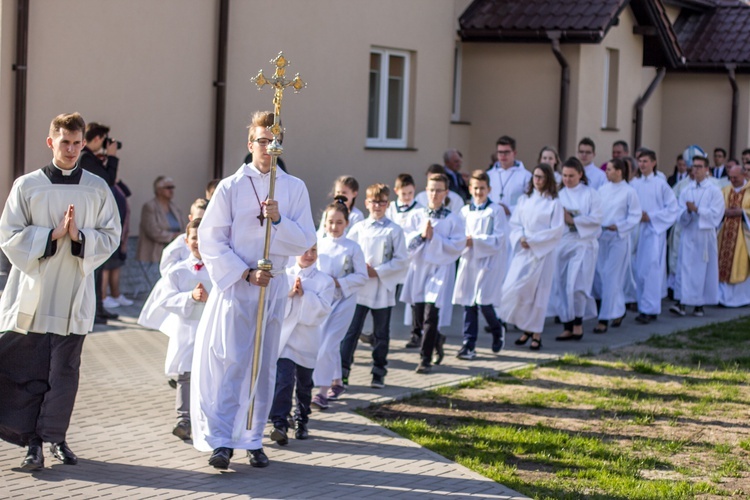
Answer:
[{"xmin": 362, "ymin": 317, "xmax": 750, "ymax": 499}]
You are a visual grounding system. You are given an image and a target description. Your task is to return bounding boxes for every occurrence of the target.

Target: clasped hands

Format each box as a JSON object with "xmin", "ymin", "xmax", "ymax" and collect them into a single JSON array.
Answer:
[{"xmin": 51, "ymin": 204, "xmax": 80, "ymax": 242}]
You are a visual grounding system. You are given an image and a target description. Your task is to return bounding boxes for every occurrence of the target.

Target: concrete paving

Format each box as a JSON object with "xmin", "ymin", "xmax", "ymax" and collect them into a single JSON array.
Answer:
[{"xmin": 0, "ymin": 294, "xmax": 746, "ymax": 499}]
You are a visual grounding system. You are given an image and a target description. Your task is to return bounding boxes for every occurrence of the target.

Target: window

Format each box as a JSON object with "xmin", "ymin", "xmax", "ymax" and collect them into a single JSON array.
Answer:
[
  {"xmin": 602, "ymin": 48, "xmax": 619, "ymax": 130},
  {"xmin": 451, "ymin": 42, "xmax": 462, "ymax": 122},
  {"xmin": 367, "ymin": 48, "xmax": 410, "ymax": 148}
]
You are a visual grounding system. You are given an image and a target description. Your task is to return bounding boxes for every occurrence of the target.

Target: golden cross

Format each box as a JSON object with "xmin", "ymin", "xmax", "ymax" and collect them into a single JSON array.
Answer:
[{"xmin": 251, "ymin": 52, "xmax": 306, "ymax": 137}]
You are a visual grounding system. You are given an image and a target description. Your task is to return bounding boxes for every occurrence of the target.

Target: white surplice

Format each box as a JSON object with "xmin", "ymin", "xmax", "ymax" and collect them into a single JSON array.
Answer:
[
  {"xmin": 592, "ymin": 181, "xmax": 642, "ymax": 320},
  {"xmin": 486, "ymin": 163, "xmax": 531, "ymax": 214},
  {"xmin": 584, "ymin": 162, "xmax": 608, "ymax": 190},
  {"xmin": 551, "ymin": 183, "xmax": 603, "ymax": 322},
  {"xmin": 279, "ymin": 264, "xmax": 335, "ymax": 369},
  {"xmin": 160, "ymin": 232, "xmax": 189, "ymax": 274},
  {"xmin": 313, "ymin": 235, "xmax": 367, "ymax": 385},
  {"xmin": 137, "ymin": 233, "xmax": 189, "ymax": 332},
  {"xmin": 347, "ymin": 217, "xmax": 408, "ymax": 309},
  {"xmin": 415, "ymin": 190, "xmax": 465, "ymax": 212},
  {"xmin": 400, "ymin": 207, "xmax": 465, "ymax": 327},
  {"xmin": 631, "ymin": 173, "xmax": 679, "ymax": 315},
  {"xmin": 676, "ymin": 180, "xmax": 725, "ymax": 306},
  {"xmin": 386, "ymin": 200, "xmax": 423, "ymax": 230},
  {"xmin": 190, "ymin": 164, "xmax": 316, "ymax": 453},
  {"xmin": 498, "ymin": 191, "xmax": 564, "ymax": 333},
  {"xmin": 0, "ymin": 168, "xmax": 120, "ymax": 335},
  {"xmin": 452, "ymin": 201, "xmax": 509, "ymax": 307},
  {"xmin": 157, "ymin": 257, "xmax": 212, "ymax": 375}
]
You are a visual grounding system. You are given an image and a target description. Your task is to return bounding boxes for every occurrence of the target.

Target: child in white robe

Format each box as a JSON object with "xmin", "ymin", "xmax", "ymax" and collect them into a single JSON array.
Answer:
[
  {"xmin": 159, "ymin": 198, "xmax": 207, "ymax": 275},
  {"xmin": 316, "ymin": 176, "xmax": 364, "ymax": 237},
  {"xmin": 401, "ymin": 173, "xmax": 466, "ymax": 373},
  {"xmin": 153, "ymin": 219, "xmax": 212, "ymax": 441},
  {"xmin": 452, "ymin": 170, "xmax": 508, "ymax": 359},
  {"xmin": 552, "ymin": 157, "xmax": 603, "ymax": 341},
  {"xmin": 311, "ymin": 199, "xmax": 368, "ymax": 409},
  {"xmin": 269, "ymin": 244, "xmax": 334, "ymax": 445},
  {"xmin": 341, "ymin": 184, "xmax": 408, "ymax": 388}
]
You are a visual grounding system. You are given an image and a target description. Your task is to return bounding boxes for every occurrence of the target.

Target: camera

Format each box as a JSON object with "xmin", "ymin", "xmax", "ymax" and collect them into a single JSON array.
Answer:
[{"xmin": 104, "ymin": 137, "xmax": 123, "ymax": 150}]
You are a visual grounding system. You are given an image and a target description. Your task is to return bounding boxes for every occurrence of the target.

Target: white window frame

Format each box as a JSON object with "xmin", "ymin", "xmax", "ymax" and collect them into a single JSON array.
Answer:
[
  {"xmin": 367, "ymin": 48, "xmax": 410, "ymax": 148},
  {"xmin": 602, "ymin": 48, "xmax": 619, "ymax": 130}
]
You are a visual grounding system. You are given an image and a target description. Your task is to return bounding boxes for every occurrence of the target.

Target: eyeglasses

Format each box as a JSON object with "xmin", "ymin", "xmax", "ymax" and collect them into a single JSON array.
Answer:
[
  {"xmin": 426, "ymin": 188, "xmax": 446, "ymax": 193},
  {"xmin": 578, "ymin": 150, "xmax": 594, "ymax": 155},
  {"xmin": 367, "ymin": 200, "xmax": 388, "ymax": 206},
  {"xmin": 161, "ymin": 185, "xmax": 175, "ymax": 190},
  {"xmin": 253, "ymin": 138, "xmax": 273, "ymax": 147},
  {"xmin": 496, "ymin": 149, "xmax": 513, "ymax": 156}
]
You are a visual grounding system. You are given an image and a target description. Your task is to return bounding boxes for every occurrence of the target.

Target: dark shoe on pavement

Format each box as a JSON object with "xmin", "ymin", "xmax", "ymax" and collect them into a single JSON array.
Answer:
[
  {"xmin": 168, "ymin": 378, "xmax": 177, "ymax": 389},
  {"xmin": 99, "ymin": 308, "xmax": 119, "ymax": 320},
  {"xmin": 433, "ymin": 333, "xmax": 446, "ymax": 365},
  {"xmin": 295, "ymin": 422, "xmax": 309, "ymax": 440},
  {"xmin": 208, "ymin": 447, "xmax": 233, "ymax": 469},
  {"xmin": 359, "ymin": 333, "xmax": 374, "ymax": 345},
  {"xmin": 50, "ymin": 442, "xmax": 77, "ymax": 465},
  {"xmin": 669, "ymin": 302, "xmax": 686, "ymax": 316},
  {"xmin": 456, "ymin": 345, "xmax": 476, "ymax": 360},
  {"xmin": 529, "ymin": 336, "xmax": 542, "ymax": 351},
  {"xmin": 371, "ymin": 374, "xmax": 385, "ymax": 388},
  {"xmin": 172, "ymin": 420, "xmax": 192, "ymax": 441},
  {"xmin": 415, "ymin": 363, "xmax": 431, "ymax": 374},
  {"xmin": 21, "ymin": 445, "xmax": 44, "ymax": 471},
  {"xmin": 635, "ymin": 313, "xmax": 652, "ymax": 324},
  {"xmin": 311, "ymin": 394, "xmax": 329, "ymax": 410},
  {"xmin": 492, "ymin": 325, "xmax": 505, "ymax": 353},
  {"xmin": 248, "ymin": 448, "xmax": 269, "ymax": 468},
  {"xmin": 94, "ymin": 315, "xmax": 108, "ymax": 325},
  {"xmin": 270, "ymin": 426, "xmax": 288, "ymax": 446},
  {"xmin": 694, "ymin": 306, "xmax": 705, "ymax": 317},
  {"xmin": 405, "ymin": 334, "xmax": 422, "ymax": 348}
]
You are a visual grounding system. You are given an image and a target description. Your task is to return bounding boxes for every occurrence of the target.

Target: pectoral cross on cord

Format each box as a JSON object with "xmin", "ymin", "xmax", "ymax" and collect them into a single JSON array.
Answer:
[{"xmin": 249, "ymin": 177, "xmax": 265, "ymax": 226}]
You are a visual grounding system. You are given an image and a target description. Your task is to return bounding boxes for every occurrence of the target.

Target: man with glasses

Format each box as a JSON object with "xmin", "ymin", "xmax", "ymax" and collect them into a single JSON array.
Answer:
[
  {"xmin": 486, "ymin": 135, "xmax": 530, "ymax": 216},
  {"xmin": 718, "ymin": 164, "xmax": 750, "ymax": 307},
  {"xmin": 577, "ymin": 137, "xmax": 607, "ymax": 189}
]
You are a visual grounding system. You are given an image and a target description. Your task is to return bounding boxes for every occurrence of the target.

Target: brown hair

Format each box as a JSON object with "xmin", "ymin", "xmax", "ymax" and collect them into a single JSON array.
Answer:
[
  {"xmin": 247, "ymin": 111, "xmax": 275, "ymax": 142},
  {"xmin": 84, "ymin": 122, "xmax": 110, "ymax": 142},
  {"xmin": 329, "ymin": 175, "xmax": 359, "ymax": 206},
  {"xmin": 561, "ymin": 156, "xmax": 589, "ymax": 185},
  {"xmin": 608, "ymin": 158, "xmax": 629, "ymax": 182},
  {"xmin": 205, "ymin": 179, "xmax": 220, "ymax": 198},
  {"xmin": 470, "ymin": 169, "xmax": 490, "ymax": 186},
  {"xmin": 325, "ymin": 196, "xmax": 350, "ymax": 222},
  {"xmin": 526, "ymin": 163, "xmax": 558, "ymax": 198},
  {"xmin": 49, "ymin": 112, "xmax": 85, "ymax": 137},
  {"xmin": 537, "ymin": 145, "xmax": 561, "ymax": 171},
  {"xmin": 366, "ymin": 183, "xmax": 390, "ymax": 200},
  {"xmin": 190, "ymin": 198, "xmax": 208, "ymax": 215},
  {"xmin": 186, "ymin": 217, "xmax": 202, "ymax": 233},
  {"xmin": 394, "ymin": 173, "xmax": 415, "ymax": 190},
  {"xmin": 427, "ymin": 173, "xmax": 450, "ymax": 206}
]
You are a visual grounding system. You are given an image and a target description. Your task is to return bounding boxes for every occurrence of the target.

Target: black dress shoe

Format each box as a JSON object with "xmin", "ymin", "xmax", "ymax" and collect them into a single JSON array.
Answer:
[
  {"xmin": 405, "ymin": 334, "xmax": 422, "ymax": 348},
  {"xmin": 208, "ymin": 447, "xmax": 233, "ymax": 469},
  {"xmin": 433, "ymin": 333, "xmax": 446, "ymax": 365},
  {"xmin": 94, "ymin": 315, "xmax": 108, "ymax": 325},
  {"xmin": 21, "ymin": 445, "xmax": 44, "ymax": 470},
  {"xmin": 98, "ymin": 308, "xmax": 119, "ymax": 320},
  {"xmin": 50, "ymin": 442, "xmax": 78, "ymax": 465},
  {"xmin": 270, "ymin": 426, "xmax": 288, "ymax": 446},
  {"xmin": 295, "ymin": 422, "xmax": 309, "ymax": 440},
  {"xmin": 248, "ymin": 448, "xmax": 269, "ymax": 468}
]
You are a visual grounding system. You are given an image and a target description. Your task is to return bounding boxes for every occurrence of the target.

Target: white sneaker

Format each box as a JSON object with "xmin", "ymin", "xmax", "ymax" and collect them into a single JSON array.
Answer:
[
  {"xmin": 103, "ymin": 296, "xmax": 121, "ymax": 309},
  {"xmin": 114, "ymin": 295, "xmax": 134, "ymax": 306}
]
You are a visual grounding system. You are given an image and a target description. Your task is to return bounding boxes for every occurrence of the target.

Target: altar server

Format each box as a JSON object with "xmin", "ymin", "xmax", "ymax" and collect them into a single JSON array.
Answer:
[
  {"xmin": 316, "ymin": 176, "xmax": 364, "ymax": 237},
  {"xmin": 312, "ymin": 199, "xmax": 367, "ymax": 408},
  {"xmin": 630, "ymin": 149, "xmax": 679, "ymax": 324},
  {"xmin": 499, "ymin": 164, "xmax": 564, "ymax": 350},
  {"xmin": 487, "ymin": 135, "xmax": 531, "ymax": 216},
  {"xmin": 386, "ymin": 173, "xmax": 423, "ymax": 228},
  {"xmin": 190, "ymin": 111, "xmax": 316, "ymax": 470},
  {"xmin": 670, "ymin": 155, "xmax": 725, "ymax": 316},
  {"xmin": 592, "ymin": 158, "xmax": 641, "ymax": 333},
  {"xmin": 452, "ymin": 170, "xmax": 508, "ymax": 359},
  {"xmin": 401, "ymin": 173, "xmax": 465, "ymax": 373},
  {"xmin": 269, "ymin": 244, "xmax": 334, "ymax": 445},
  {"xmin": 552, "ymin": 157, "xmax": 603, "ymax": 341}
]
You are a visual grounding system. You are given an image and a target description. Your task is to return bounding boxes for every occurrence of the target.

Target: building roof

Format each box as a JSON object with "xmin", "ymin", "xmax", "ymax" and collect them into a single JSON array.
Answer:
[{"xmin": 674, "ymin": 4, "xmax": 750, "ymax": 69}]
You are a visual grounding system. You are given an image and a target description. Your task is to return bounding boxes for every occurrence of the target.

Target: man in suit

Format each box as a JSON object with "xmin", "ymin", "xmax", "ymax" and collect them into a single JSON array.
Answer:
[
  {"xmin": 713, "ymin": 148, "xmax": 728, "ymax": 178},
  {"xmin": 443, "ymin": 149, "xmax": 470, "ymax": 202},
  {"xmin": 667, "ymin": 154, "xmax": 689, "ymax": 187}
]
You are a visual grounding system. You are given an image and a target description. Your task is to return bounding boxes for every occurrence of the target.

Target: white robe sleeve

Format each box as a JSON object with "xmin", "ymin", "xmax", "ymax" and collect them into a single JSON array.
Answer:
[
  {"xmin": 269, "ymin": 182, "xmax": 317, "ymax": 258},
  {"xmin": 158, "ymin": 272, "xmax": 197, "ymax": 318},
  {"xmin": 421, "ymin": 215, "xmax": 466, "ymax": 266},
  {"xmin": 297, "ymin": 277, "xmax": 334, "ymax": 326},
  {"xmin": 698, "ymin": 189, "xmax": 725, "ymax": 230},
  {"xmin": 572, "ymin": 189, "xmax": 603, "ymax": 239},
  {"xmin": 527, "ymin": 199, "xmax": 565, "ymax": 259},
  {"xmin": 0, "ymin": 180, "xmax": 53, "ymax": 277},
  {"xmin": 470, "ymin": 207, "xmax": 508, "ymax": 259},
  {"xmin": 616, "ymin": 189, "xmax": 642, "ymax": 237},
  {"xmin": 372, "ymin": 226, "xmax": 408, "ymax": 292},
  {"xmin": 337, "ymin": 244, "xmax": 368, "ymax": 299},
  {"xmin": 649, "ymin": 183, "xmax": 679, "ymax": 235}
]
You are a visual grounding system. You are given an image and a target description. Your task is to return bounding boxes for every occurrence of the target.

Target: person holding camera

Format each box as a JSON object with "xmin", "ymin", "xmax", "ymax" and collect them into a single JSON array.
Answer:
[{"xmin": 80, "ymin": 122, "xmax": 125, "ymax": 324}]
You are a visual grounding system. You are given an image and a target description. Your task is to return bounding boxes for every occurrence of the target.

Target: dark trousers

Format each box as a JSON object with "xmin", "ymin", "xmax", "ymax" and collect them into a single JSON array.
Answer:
[
  {"xmin": 95, "ymin": 265, "xmax": 104, "ymax": 314},
  {"xmin": 412, "ymin": 302, "xmax": 439, "ymax": 366},
  {"xmin": 270, "ymin": 357, "xmax": 314, "ymax": 431},
  {"xmin": 341, "ymin": 305, "xmax": 392, "ymax": 378},
  {"xmin": 463, "ymin": 304, "xmax": 503, "ymax": 350},
  {"xmin": 0, "ymin": 331, "xmax": 85, "ymax": 446}
]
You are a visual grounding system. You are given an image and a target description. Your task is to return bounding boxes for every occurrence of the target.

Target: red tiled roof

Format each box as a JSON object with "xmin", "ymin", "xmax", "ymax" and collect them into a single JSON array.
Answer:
[{"xmin": 674, "ymin": 5, "xmax": 750, "ymax": 67}]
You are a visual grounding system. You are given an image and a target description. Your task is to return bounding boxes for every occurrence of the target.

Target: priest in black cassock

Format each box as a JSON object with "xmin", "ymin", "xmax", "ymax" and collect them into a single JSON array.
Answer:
[{"xmin": 0, "ymin": 113, "xmax": 120, "ymax": 470}]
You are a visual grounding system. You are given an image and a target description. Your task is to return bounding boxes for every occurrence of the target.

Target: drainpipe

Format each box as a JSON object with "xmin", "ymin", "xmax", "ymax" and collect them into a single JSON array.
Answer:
[
  {"xmin": 13, "ymin": 0, "xmax": 29, "ymax": 180},
  {"xmin": 727, "ymin": 64, "xmax": 738, "ymax": 160},
  {"xmin": 634, "ymin": 67, "xmax": 666, "ymax": 151},
  {"xmin": 213, "ymin": 0, "xmax": 229, "ymax": 179},
  {"xmin": 549, "ymin": 32, "xmax": 569, "ymax": 159}
]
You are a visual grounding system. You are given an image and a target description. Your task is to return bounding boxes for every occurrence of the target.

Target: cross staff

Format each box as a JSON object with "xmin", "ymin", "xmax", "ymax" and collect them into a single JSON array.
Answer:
[{"xmin": 246, "ymin": 52, "xmax": 306, "ymax": 430}]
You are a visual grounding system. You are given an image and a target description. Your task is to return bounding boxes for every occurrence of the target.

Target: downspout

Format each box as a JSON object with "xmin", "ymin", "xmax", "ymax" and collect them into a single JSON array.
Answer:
[
  {"xmin": 12, "ymin": 0, "xmax": 29, "ymax": 179},
  {"xmin": 727, "ymin": 64, "xmax": 738, "ymax": 159},
  {"xmin": 549, "ymin": 33, "xmax": 569, "ymax": 159},
  {"xmin": 634, "ymin": 67, "xmax": 665, "ymax": 151},
  {"xmin": 213, "ymin": 0, "xmax": 229, "ymax": 179}
]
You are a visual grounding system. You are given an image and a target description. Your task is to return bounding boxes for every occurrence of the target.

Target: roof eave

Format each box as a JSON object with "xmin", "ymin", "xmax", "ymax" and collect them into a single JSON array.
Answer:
[{"xmin": 459, "ymin": 28, "xmax": 606, "ymax": 43}]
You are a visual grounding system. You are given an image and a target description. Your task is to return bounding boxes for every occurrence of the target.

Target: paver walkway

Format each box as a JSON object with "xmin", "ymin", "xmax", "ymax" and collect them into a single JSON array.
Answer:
[{"xmin": 0, "ymin": 298, "xmax": 746, "ymax": 499}]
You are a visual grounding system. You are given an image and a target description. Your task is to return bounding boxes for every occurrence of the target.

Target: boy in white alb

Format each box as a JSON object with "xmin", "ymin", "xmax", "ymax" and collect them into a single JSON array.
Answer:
[
  {"xmin": 452, "ymin": 170, "xmax": 508, "ymax": 359},
  {"xmin": 269, "ymin": 244, "xmax": 334, "ymax": 445},
  {"xmin": 341, "ymin": 184, "xmax": 408, "ymax": 388},
  {"xmin": 153, "ymin": 219, "xmax": 212, "ymax": 441}
]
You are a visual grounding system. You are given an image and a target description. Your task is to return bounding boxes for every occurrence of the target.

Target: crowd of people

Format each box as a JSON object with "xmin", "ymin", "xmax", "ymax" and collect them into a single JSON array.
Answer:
[{"xmin": 0, "ymin": 110, "xmax": 747, "ymax": 473}]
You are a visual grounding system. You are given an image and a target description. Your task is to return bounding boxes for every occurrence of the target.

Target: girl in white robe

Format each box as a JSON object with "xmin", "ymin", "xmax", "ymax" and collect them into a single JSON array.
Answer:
[
  {"xmin": 498, "ymin": 163, "xmax": 564, "ymax": 350},
  {"xmin": 316, "ymin": 176, "xmax": 364, "ymax": 237},
  {"xmin": 592, "ymin": 159, "xmax": 642, "ymax": 333},
  {"xmin": 312, "ymin": 200, "xmax": 367, "ymax": 408},
  {"xmin": 552, "ymin": 158, "xmax": 603, "ymax": 341}
]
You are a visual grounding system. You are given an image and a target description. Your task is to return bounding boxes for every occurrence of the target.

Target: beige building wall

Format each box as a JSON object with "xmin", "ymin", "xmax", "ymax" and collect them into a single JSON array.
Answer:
[
  {"xmin": 660, "ymin": 73, "xmax": 750, "ymax": 165},
  {"xmin": 0, "ymin": 0, "xmax": 16, "ymax": 204}
]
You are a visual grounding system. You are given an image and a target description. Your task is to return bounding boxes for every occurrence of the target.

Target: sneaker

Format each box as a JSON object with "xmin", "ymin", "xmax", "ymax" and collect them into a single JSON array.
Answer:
[
  {"xmin": 693, "ymin": 306, "xmax": 705, "ymax": 317},
  {"xmin": 114, "ymin": 295, "xmax": 134, "ymax": 306},
  {"xmin": 326, "ymin": 384, "xmax": 346, "ymax": 400},
  {"xmin": 415, "ymin": 363, "xmax": 431, "ymax": 374},
  {"xmin": 405, "ymin": 334, "xmax": 422, "ymax": 348},
  {"xmin": 172, "ymin": 420, "xmax": 191, "ymax": 441},
  {"xmin": 102, "ymin": 296, "xmax": 121, "ymax": 309},
  {"xmin": 311, "ymin": 394, "xmax": 329, "ymax": 410},
  {"xmin": 371, "ymin": 375, "xmax": 385, "ymax": 389},
  {"xmin": 669, "ymin": 302, "xmax": 686, "ymax": 316},
  {"xmin": 456, "ymin": 346, "xmax": 476, "ymax": 360},
  {"xmin": 341, "ymin": 376, "xmax": 349, "ymax": 387}
]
